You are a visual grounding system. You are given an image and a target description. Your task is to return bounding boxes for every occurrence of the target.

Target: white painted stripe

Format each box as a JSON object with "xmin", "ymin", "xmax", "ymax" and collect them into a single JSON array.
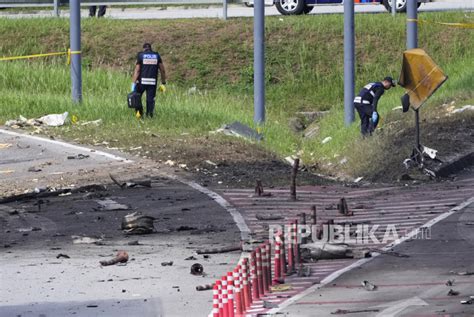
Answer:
[
  {"xmin": 0, "ymin": 128, "xmax": 133, "ymax": 163},
  {"xmin": 265, "ymin": 196, "xmax": 474, "ymax": 315}
]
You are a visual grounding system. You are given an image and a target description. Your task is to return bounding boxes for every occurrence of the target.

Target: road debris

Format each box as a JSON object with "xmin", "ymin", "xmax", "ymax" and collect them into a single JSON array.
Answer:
[
  {"xmin": 127, "ymin": 240, "xmax": 140, "ymax": 246},
  {"xmin": 67, "ymin": 154, "xmax": 90, "ymax": 160},
  {"xmin": 270, "ymin": 284, "xmax": 293, "ymax": 292},
  {"xmin": 331, "ymin": 309, "xmax": 380, "ymax": 315},
  {"xmin": 161, "ymin": 261, "xmax": 173, "ymax": 266},
  {"xmin": 0, "ymin": 143, "xmax": 12, "ymax": 149},
  {"xmin": 451, "ymin": 271, "xmax": 474, "ymax": 276},
  {"xmin": 196, "ymin": 245, "xmax": 241, "ymax": 254},
  {"xmin": 301, "ymin": 242, "xmax": 353, "ymax": 260},
  {"xmin": 5, "ymin": 112, "xmax": 69, "ymax": 128},
  {"xmin": 122, "ymin": 212, "xmax": 155, "ymax": 235},
  {"xmin": 99, "ymin": 251, "xmax": 129, "ymax": 266},
  {"xmin": 290, "ymin": 157, "xmax": 300, "ymax": 201},
  {"xmin": 337, "ymin": 197, "xmax": 352, "ymax": 216},
  {"xmin": 72, "ymin": 236, "xmax": 104, "ymax": 245},
  {"xmin": 196, "ymin": 284, "xmax": 214, "ymax": 291},
  {"xmin": 212, "ymin": 121, "xmax": 263, "ymax": 141},
  {"xmin": 56, "ymin": 254, "xmax": 70, "ymax": 259},
  {"xmin": 109, "ymin": 174, "xmax": 152, "ymax": 189},
  {"xmin": 263, "ymin": 300, "xmax": 278, "ymax": 309},
  {"xmin": 97, "ymin": 198, "xmax": 129, "ymax": 211},
  {"xmin": 255, "ymin": 214, "xmax": 283, "ymax": 221},
  {"xmin": 361, "ymin": 280, "xmax": 377, "ymax": 291},
  {"xmin": 185, "ymin": 256, "xmax": 197, "ymax": 261},
  {"xmin": 460, "ymin": 299, "xmax": 472, "ymax": 305},
  {"xmin": 446, "ymin": 279, "xmax": 455, "ymax": 286},
  {"xmin": 80, "ymin": 119, "xmax": 102, "ymax": 126},
  {"xmin": 369, "ymin": 249, "xmax": 409, "ymax": 258},
  {"xmin": 322, "ymin": 136, "xmax": 332, "ymax": 144},
  {"xmin": 448, "ymin": 289, "xmax": 460, "ymax": 296},
  {"xmin": 190, "ymin": 263, "xmax": 204, "ymax": 276},
  {"xmin": 254, "ymin": 179, "xmax": 272, "ymax": 197}
]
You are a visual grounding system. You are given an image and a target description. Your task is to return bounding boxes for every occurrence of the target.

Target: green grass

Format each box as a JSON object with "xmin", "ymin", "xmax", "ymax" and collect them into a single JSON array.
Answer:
[{"xmin": 0, "ymin": 11, "xmax": 473, "ymax": 179}]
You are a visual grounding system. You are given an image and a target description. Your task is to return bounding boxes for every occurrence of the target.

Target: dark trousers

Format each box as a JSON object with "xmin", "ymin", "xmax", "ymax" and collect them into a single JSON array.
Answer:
[
  {"xmin": 136, "ymin": 84, "xmax": 157, "ymax": 118},
  {"xmin": 354, "ymin": 102, "xmax": 374, "ymax": 136},
  {"xmin": 89, "ymin": 6, "xmax": 106, "ymax": 17}
]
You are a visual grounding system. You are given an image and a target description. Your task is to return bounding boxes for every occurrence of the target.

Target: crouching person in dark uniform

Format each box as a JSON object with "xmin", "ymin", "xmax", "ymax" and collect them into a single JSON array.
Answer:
[
  {"xmin": 131, "ymin": 43, "xmax": 166, "ymax": 118},
  {"xmin": 354, "ymin": 76, "xmax": 395, "ymax": 136}
]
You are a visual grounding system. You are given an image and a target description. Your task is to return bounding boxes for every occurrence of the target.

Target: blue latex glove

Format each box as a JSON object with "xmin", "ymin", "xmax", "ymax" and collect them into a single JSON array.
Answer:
[
  {"xmin": 372, "ymin": 112, "xmax": 379, "ymax": 123},
  {"xmin": 131, "ymin": 83, "xmax": 136, "ymax": 92}
]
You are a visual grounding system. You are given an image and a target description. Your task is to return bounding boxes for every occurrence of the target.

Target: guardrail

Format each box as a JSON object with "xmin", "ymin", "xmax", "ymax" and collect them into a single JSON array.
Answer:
[{"xmin": 0, "ymin": 0, "xmax": 243, "ymax": 8}]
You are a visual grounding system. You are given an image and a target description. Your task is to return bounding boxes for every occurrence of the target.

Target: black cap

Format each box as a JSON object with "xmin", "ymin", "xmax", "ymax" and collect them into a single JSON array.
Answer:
[
  {"xmin": 384, "ymin": 76, "xmax": 396, "ymax": 87},
  {"xmin": 143, "ymin": 43, "xmax": 152, "ymax": 50}
]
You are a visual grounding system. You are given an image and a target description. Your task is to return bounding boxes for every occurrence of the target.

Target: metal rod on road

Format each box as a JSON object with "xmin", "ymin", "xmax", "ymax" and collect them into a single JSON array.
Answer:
[
  {"xmin": 53, "ymin": 0, "xmax": 59, "ymax": 16},
  {"xmin": 253, "ymin": 0, "xmax": 265, "ymax": 126},
  {"xmin": 392, "ymin": 0, "xmax": 396, "ymax": 16},
  {"xmin": 344, "ymin": 0, "xmax": 355, "ymax": 126},
  {"xmin": 70, "ymin": 0, "xmax": 82, "ymax": 103},
  {"xmin": 222, "ymin": 0, "xmax": 227, "ymax": 20}
]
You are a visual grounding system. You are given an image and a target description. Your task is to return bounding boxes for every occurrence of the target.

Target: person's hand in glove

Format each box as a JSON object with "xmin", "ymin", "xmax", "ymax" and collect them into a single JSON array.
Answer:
[
  {"xmin": 131, "ymin": 83, "xmax": 136, "ymax": 92},
  {"xmin": 372, "ymin": 111, "xmax": 379, "ymax": 123},
  {"xmin": 159, "ymin": 84, "xmax": 166, "ymax": 93}
]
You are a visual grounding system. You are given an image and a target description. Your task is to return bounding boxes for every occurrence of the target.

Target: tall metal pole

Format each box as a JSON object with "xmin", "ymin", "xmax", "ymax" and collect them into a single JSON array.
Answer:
[
  {"xmin": 253, "ymin": 0, "xmax": 265, "ymax": 126},
  {"xmin": 407, "ymin": 0, "xmax": 418, "ymax": 49},
  {"xmin": 70, "ymin": 0, "xmax": 82, "ymax": 103},
  {"xmin": 343, "ymin": 0, "xmax": 355, "ymax": 126},
  {"xmin": 223, "ymin": 0, "xmax": 227, "ymax": 20},
  {"xmin": 391, "ymin": 0, "xmax": 396, "ymax": 16},
  {"xmin": 407, "ymin": 0, "xmax": 420, "ymax": 152},
  {"xmin": 53, "ymin": 0, "xmax": 60, "ymax": 17}
]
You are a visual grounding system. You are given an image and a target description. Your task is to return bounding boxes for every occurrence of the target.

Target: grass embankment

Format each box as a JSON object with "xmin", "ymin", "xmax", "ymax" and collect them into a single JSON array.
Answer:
[{"xmin": 0, "ymin": 12, "xmax": 472, "ymax": 181}]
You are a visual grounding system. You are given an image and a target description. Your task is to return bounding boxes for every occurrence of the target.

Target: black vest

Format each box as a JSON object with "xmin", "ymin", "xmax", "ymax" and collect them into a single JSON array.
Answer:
[{"xmin": 137, "ymin": 50, "xmax": 161, "ymax": 85}]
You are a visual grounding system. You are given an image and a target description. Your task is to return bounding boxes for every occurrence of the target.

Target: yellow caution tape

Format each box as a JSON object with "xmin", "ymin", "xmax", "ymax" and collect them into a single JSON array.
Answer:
[
  {"xmin": 0, "ymin": 49, "xmax": 81, "ymax": 65},
  {"xmin": 407, "ymin": 18, "xmax": 474, "ymax": 29}
]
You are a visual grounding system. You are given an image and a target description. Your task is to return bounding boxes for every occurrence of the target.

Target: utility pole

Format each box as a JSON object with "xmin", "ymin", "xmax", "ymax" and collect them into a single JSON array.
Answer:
[
  {"xmin": 70, "ymin": 0, "xmax": 82, "ymax": 103},
  {"xmin": 53, "ymin": 0, "xmax": 60, "ymax": 17},
  {"xmin": 253, "ymin": 0, "xmax": 265, "ymax": 126},
  {"xmin": 344, "ymin": 0, "xmax": 355, "ymax": 126},
  {"xmin": 407, "ymin": 0, "xmax": 418, "ymax": 49},
  {"xmin": 407, "ymin": 0, "xmax": 420, "ymax": 152},
  {"xmin": 223, "ymin": 0, "xmax": 227, "ymax": 20}
]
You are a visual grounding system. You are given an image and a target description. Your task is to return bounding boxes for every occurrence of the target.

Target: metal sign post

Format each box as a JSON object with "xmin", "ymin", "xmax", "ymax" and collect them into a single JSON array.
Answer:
[
  {"xmin": 53, "ymin": 0, "xmax": 59, "ymax": 16},
  {"xmin": 344, "ymin": 0, "xmax": 355, "ymax": 126},
  {"xmin": 407, "ymin": 0, "xmax": 418, "ymax": 151},
  {"xmin": 253, "ymin": 0, "xmax": 265, "ymax": 126},
  {"xmin": 223, "ymin": 0, "xmax": 227, "ymax": 20},
  {"xmin": 70, "ymin": 0, "xmax": 82, "ymax": 103},
  {"xmin": 392, "ymin": 0, "xmax": 396, "ymax": 16}
]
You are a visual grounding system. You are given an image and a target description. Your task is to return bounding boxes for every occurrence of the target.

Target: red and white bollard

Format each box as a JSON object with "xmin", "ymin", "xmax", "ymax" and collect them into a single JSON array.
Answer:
[
  {"xmin": 261, "ymin": 244, "xmax": 269, "ymax": 293},
  {"xmin": 212, "ymin": 284, "xmax": 220, "ymax": 317},
  {"xmin": 256, "ymin": 247, "xmax": 264, "ymax": 296},
  {"xmin": 273, "ymin": 238, "xmax": 282, "ymax": 284},
  {"xmin": 250, "ymin": 251, "xmax": 260, "ymax": 300},
  {"xmin": 280, "ymin": 232, "xmax": 287, "ymax": 276},
  {"xmin": 227, "ymin": 272, "xmax": 235, "ymax": 317},
  {"xmin": 242, "ymin": 258, "xmax": 252, "ymax": 308},
  {"xmin": 287, "ymin": 221, "xmax": 294, "ymax": 273},
  {"xmin": 265, "ymin": 242, "xmax": 272, "ymax": 288},
  {"xmin": 217, "ymin": 280, "xmax": 224, "ymax": 317},
  {"xmin": 294, "ymin": 219, "xmax": 300, "ymax": 266},
  {"xmin": 233, "ymin": 267, "xmax": 244, "ymax": 316},
  {"xmin": 221, "ymin": 276, "xmax": 229, "ymax": 317}
]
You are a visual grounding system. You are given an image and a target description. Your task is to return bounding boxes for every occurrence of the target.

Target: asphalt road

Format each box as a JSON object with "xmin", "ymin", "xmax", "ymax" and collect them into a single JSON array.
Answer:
[
  {"xmin": 0, "ymin": 130, "xmax": 243, "ymax": 317},
  {"xmin": 0, "ymin": 1, "xmax": 472, "ymax": 19},
  {"xmin": 280, "ymin": 201, "xmax": 474, "ymax": 317}
]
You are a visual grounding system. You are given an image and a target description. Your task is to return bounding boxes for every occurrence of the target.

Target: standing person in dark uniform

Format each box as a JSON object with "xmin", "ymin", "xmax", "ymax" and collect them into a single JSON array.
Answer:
[
  {"xmin": 131, "ymin": 43, "xmax": 166, "ymax": 118},
  {"xmin": 89, "ymin": 5, "xmax": 107, "ymax": 17},
  {"xmin": 353, "ymin": 76, "xmax": 396, "ymax": 136}
]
